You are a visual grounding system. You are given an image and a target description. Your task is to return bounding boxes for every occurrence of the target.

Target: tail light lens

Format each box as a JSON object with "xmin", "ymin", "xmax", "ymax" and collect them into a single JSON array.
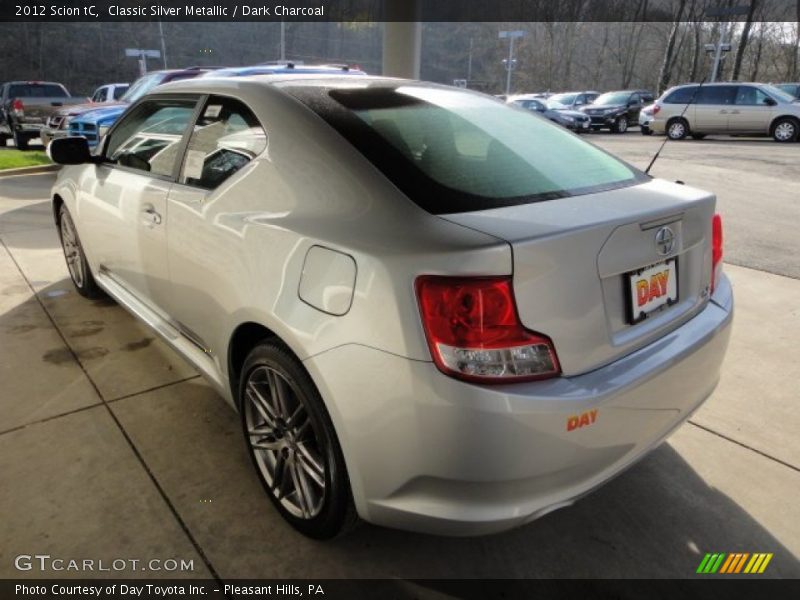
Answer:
[
  {"xmin": 711, "ymin": 213, "xmax": 723, "ymax": 293},
  {"xmin": 11, "ymin": 98, "xmax": 24, "ymax": 117},
  {"xmin": 415, "ymin": 276, "xmax": 560, "ymax": 383},
  {"xmin": 652, "ymin": 104, "xmax": 661, "ymax": 115}
]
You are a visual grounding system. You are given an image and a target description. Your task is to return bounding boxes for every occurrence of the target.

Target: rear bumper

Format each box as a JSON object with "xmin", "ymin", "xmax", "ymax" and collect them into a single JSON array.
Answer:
[{"xmin": 304, "ymin": 275, "xmax": 733, "ymax": 536}]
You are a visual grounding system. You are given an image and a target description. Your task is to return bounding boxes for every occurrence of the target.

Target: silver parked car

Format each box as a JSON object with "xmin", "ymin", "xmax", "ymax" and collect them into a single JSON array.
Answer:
[
  {"xmin": 48, "ymin": 76, "xmax": 733, "ymax": 539},
  {"xmin": 651, "ymin": 82, "xmax": 800, "ymax": 142}
]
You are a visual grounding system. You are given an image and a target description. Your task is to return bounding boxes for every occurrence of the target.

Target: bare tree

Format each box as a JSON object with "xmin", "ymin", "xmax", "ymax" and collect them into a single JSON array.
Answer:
[
  {"xmin": 657, "ymin": 0, "xmax": 689, "ymax": 93},
  {"xmin": 731, "ymin": 0, "xmax": 759, "ymax": 80}
]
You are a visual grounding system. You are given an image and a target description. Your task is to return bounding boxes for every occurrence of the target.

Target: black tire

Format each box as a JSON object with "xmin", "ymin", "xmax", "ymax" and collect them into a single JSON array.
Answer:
[
  {"xmin": 13, "ymin": 130, "xmax": 29, "ymax": 150},
  {"xmin": 612, "ymin": 116, "xmax": 628, "ymax": 134},
  {"xmin": 0, "ymin": 133, "xmax": 9, "ymax": 147},
  {"xmin": 691, "ymin": 134, "xmax": 707, "ymax": 140},
  {"xmin": 772, "ymin": 117, "xmax": 799, "ymax": 143},
  {"xmin": 640, "ymin": 126, "xmax": 653, "ymax": 136},
  {"xmin": 57, "ymin": 205, "xmax": 103, "ymax": 299},
  {"xmin": 666, "ymin": 118, "xmax": 689, "ymax": 140},
  {"xmin": 239, "ymin": 341, "xmax": 357, "ymax": 539}
]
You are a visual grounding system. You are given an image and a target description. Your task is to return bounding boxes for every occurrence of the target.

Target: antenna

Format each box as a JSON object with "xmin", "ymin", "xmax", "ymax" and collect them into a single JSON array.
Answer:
[{"xmin": 644, "ymin": 78, "xmax": 706, "ymax": 175}]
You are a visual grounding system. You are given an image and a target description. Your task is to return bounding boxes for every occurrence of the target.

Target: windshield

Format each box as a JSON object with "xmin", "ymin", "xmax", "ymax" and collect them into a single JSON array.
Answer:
[
  {"xmin": 763, "ymin": 85, "xmax": 797, "ymax": 103},
  {"xmin": 119, "ymin": 73, "xmax": 164, "ymax": 103},
  {"xmin": 287, "ymin": 84, "xmax": 644, "ymax": 214},
  {"xmin": 547, "ymin": 93, "xmax": 576, "ymax": 108},
  {"xmin": 593, "ymin": 92, "xmax": 631, "ymax": 106}
]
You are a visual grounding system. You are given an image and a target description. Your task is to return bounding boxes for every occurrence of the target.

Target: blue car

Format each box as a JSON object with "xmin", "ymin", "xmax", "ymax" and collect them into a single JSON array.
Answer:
[{"xmin": 70, "ymin": 64, "xmax": 366, "ymax": 147}]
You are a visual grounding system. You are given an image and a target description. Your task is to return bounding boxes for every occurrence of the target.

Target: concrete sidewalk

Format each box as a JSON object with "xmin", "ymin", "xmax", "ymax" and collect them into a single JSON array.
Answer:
[{"xmin": 1, "ymin": 174, "xmax": 798, "ymax": 579}]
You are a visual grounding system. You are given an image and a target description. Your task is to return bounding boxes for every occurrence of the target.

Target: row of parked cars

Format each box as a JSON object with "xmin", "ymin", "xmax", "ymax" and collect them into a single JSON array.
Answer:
[
  {"xmin": 0, "ymin": 63, "xmax": 366, "ymax": 150},
  {"xmin": 4, "ymin": 69, "xmax": 800, "ymax": 151},
  {"xmin": 508, "ymin": 89, "xmax": 654, "ymax": 133},
  {"xmin": 509, "ymin": 81, "xmax": 800, "ymax": 143}
]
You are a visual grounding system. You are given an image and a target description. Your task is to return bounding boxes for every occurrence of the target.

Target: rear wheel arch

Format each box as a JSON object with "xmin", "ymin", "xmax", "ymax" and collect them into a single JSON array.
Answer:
[
  {"xmin": 52, "ymin": 194, "xmax": 65, "ymax": 226},
  {"xmin": 228, "ymin": 321, "xmax": 279, "ymax": 406},
  {"xmin": 666, "ymin": 117, "xmax": 690, "ymax": 140}
]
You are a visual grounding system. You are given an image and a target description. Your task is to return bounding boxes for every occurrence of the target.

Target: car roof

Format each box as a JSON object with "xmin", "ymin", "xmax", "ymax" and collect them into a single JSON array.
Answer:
[
  {"xmin": 205, "ymin": 65, "xmax": 366, "ymax": 78},
  {"xmin": 155, "ymin": 73, "xmax": 401, "ymax": 94}
]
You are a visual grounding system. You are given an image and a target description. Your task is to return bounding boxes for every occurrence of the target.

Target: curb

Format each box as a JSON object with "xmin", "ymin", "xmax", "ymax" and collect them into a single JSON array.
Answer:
[{"xmin": 0, "ymin": 163, "xmax": 60, "ymax": 178}]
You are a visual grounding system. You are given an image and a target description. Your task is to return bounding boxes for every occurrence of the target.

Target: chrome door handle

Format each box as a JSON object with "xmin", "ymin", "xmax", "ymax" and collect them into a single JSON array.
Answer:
[
  {"xmin": 730, "ymin": 110, "xmax": 740, "ymax": 114},
  {"xmin": 719, "ymin": 110, "xmax": 729, "ymax": 114},
  {"xmin": 142, "ymin": 206, "xmax": 162, "ymax": 226}
]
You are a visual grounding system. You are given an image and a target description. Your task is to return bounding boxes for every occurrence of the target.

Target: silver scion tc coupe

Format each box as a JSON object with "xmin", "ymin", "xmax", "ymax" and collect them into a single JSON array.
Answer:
[{"xmin": 48, "ymin": 75, "xmax": 733, "ymax": 539}]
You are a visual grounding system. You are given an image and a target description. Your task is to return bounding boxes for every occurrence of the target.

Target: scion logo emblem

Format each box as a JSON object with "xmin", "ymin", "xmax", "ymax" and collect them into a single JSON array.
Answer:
[{"xmin": 655, "ymin": 226, "xmax": 676, "ymax": 256}]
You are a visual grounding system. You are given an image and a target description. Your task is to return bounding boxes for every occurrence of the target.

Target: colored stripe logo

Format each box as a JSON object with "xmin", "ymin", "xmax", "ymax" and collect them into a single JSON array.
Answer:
[{"xmin": 696, "ymin": 552, "xmax": 773, "ymax": 574}]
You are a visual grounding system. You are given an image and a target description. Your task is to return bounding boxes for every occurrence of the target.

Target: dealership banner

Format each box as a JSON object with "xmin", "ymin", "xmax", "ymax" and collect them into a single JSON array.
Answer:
[
  {"xmin": 3, "ymin": 579, "xmax": 800, "ymax": 599},
  {"xmin": 3, "ymin": 0, "xmax": 800, "ymax": 22}
]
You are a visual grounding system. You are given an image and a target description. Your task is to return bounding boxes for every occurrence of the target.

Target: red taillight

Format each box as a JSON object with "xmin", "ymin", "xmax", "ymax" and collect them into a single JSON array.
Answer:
[
  {"xmin": 415, "ymin": 276, "xmax": 560, "ymax": 383},
  {"xmin": 11, "ymin": 98, "xmax": 24, "ymax": 116},
  {"xmin": 652, "ymin": 104, "xmax": 661, "ymax": 115},
  {"xmin": 711, "ymin": 213, "xmax": 723, "ymax": 293}
]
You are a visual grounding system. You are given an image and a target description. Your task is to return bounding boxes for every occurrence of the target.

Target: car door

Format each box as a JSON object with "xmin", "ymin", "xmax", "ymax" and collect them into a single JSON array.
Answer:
[
  {"xmin": 164, "ymin": 95, "xmax": 268, "ymax": 354},
  {"xmin": 76, "ymin": 95, "xmax": 200, "ymax": 314},
  {"xmin": 627, "ymin": 93, "xmax": 642, "ymax": 120},
  {"xmin": 693, "ymin": 85, "xmax": 737, "ymax": 132},
  {"xmin": 730, "ymin": 85, "xmax": 775, "ymax": 134}
]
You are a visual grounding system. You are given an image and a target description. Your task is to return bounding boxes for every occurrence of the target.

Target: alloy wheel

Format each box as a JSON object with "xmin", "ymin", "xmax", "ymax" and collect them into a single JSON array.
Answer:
[
  {"xmin": 243, "ymin": 365, "xmax": 326, "ymax": 519},
  {"xmin": 60, "ymin": 212, "xmax": 85, "ymax": 288}
]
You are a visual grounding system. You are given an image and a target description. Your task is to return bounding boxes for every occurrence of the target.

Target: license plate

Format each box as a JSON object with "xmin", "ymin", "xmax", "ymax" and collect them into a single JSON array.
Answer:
[{"xmin": 626, "ymin": 259, "xmax": 678, "ymax": 323}]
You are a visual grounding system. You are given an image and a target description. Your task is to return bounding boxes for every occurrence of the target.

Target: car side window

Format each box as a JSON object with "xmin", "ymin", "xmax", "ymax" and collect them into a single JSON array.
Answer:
[
  {"xmin": 106, "ymin": 98, "xmax": 197, "ymax": 177},
  {"xmin": 92, "ymin": 89, "xmax": 104, "ymax": 102},
  {"xmin": 734, "ymin": 86, "xmax": 771, "ymax": 106},
  {"xmin": 630, "ymin": 93, "xmax": 641, "ymax": 105},
  {"xmin": 696, "ymin": 86, "xmax": 737, "ymax": 105},
  {"xmin": 664, "ymin": 86, "xmax": 697, "ymax": 104},
  {"xmin": 179, "ymin": 96, "xmax": 267, "ymax": 190}
]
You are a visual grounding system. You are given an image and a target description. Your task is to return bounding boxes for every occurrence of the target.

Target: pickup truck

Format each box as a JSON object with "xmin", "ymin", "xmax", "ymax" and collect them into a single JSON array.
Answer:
[{"xmin": 0, "ymin": 81, "xmax": 86, "ymax": 150}]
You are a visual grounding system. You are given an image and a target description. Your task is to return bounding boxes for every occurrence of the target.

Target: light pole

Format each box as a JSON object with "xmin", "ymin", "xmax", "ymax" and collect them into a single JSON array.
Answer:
[
  {"xmin": 705, "ymin": 6, "xmax": 749, "ymax": 82},
  {"xmin": 499, "ymin": 30, "xmax": 525, "ymax": 96},
  {"xmin": 158, "ymin": 22, "xmax": 168, "ymax": 69},
  {"xmin": 125, "ymin": 48, "xmax": 161, "ymax": 76}
]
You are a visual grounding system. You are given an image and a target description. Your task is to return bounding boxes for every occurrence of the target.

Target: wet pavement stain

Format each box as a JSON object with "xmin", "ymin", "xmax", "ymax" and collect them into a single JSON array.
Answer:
[
  {"xmin": 123, "ymin": 338, "xmax": 154, "ymax": 352},
  {"xmin": 42, "ymin": 347, "xmax": 74, "ymax": 365},
  {"xmin": 77, "ymin": 346, "xmax": 109, "ymax": 360},
  {"xmin": 67, "ymin": 321, "xmax": 105, "ymax": 337},
  {"xmin": 7, "ymin": 324, "xmax": 38, "ymax": 334}
]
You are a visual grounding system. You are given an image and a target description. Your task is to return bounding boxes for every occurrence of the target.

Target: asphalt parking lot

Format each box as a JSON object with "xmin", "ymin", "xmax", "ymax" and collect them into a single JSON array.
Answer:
[{"xmin": 1, "ymin": 133, "xmax": 798, "ymax": 580}]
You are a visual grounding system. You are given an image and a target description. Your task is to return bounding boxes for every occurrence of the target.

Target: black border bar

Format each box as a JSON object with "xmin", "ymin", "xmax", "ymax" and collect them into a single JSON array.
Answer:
[
  {"xmin": 3, "ymin": 0, "xmax": 800, "ymax": 23},
  {"xmin": 4, "ymin": 579, "xmax": 800, "ymax": 600}
]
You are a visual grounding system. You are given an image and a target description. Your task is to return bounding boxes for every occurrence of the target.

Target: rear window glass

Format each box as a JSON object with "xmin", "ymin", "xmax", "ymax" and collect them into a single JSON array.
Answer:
[
  {"xmin": 287, "ymin": 84, "xmax": 645, "ymax": 214},
  {"xmin": 8, "ymin": 84, "xmax": 68, "ymax": 98},
  {"xmin": 113, "ymin": 86, "xmax": 129, "ymax": 100}
]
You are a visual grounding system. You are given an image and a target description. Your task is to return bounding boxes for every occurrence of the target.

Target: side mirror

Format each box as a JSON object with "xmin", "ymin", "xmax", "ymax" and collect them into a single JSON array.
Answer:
[
  {"xmin": 763, "ymin": 97, "xmax": 777, "ymax": 106},
  {"xmin": 47, "ymin": 137, "xmax": 93, "ymax": 165}
]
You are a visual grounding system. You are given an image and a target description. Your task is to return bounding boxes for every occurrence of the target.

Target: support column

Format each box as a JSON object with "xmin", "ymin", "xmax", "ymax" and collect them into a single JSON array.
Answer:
[{"xmin": 382, "ymin": 2, "xmax": 421, "ymax": 79}]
